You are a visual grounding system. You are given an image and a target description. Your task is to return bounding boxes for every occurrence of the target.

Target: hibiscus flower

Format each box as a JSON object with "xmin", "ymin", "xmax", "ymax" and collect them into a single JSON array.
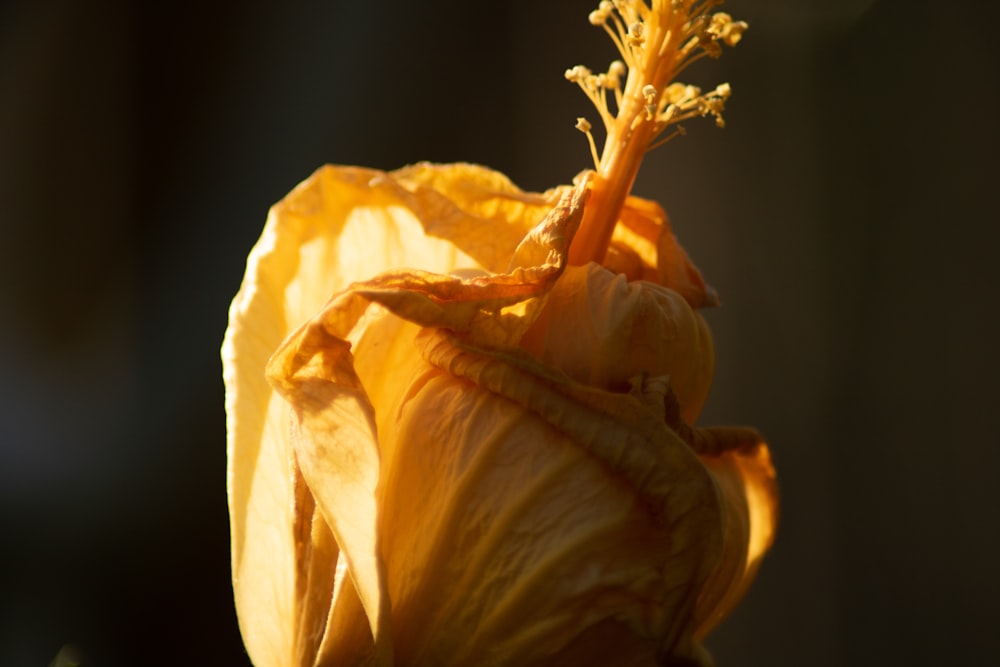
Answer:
[{"xmin": 223, "ymin": 2, "xmax": 777, "ymax": 666}]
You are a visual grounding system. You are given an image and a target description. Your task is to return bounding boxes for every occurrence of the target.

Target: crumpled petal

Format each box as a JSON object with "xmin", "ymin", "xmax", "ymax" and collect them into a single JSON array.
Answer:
[{"xmin": 519, "ymin": 263, "xmax": 715, "ymax": 424}]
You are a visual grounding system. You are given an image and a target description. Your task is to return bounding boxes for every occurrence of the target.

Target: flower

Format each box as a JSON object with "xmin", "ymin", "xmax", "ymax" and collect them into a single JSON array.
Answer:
[{"xmin": 223, "ymin": 2, "xmax": 776, "ymax": 666}]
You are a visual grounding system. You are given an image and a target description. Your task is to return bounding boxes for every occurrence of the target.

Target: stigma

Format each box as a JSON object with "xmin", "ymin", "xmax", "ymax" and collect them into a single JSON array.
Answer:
[{"xmin": 566, "ymin": 0, "xmax": 747, "ymax": 267}]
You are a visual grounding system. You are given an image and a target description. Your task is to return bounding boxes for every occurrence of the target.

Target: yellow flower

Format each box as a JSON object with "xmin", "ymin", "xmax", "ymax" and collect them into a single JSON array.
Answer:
[{"xmin": 224, "ymin": 2, "xmax": 776, "ymax": 666}]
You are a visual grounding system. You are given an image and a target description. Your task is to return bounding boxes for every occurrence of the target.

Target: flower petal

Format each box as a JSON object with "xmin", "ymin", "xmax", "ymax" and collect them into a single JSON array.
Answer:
[
  {"xmin": 387, "ymin": 162, "xmax": 562, "ymax": 273},
  {"xmin": 378, "ymin": 365, "xmax": 701, "ymax": 665},
  {"xmin": 694, "ymin": 443, "xmax": 779, "ymax": 639},
  {"xmin": 365, "ymin": 324, "xmax": 723, "ymax": 665},
  {"xmin": 519, "ymin": 263, "xmax": 715, "ymax": 423},
  {"xmin": 268, "ymin": 323, "xmax": 393, "ymax": 665},
  {"xmin": 226, "ymin": 163, "xmax": 528, "ymax": 665},
  {"xmin": 612, "ymin": 195, "xmax": 719, "ymax": 308}
]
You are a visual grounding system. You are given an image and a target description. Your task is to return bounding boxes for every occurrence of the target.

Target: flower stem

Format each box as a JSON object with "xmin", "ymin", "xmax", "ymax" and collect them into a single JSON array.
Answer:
[{"xmin": 567, "ymin": 118, "xmax": 648, "ymax": 267}]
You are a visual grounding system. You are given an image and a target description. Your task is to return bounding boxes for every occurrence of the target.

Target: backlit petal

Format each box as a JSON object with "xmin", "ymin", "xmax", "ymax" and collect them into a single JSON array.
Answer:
[
  {"xmin": 226, "ymin": 163, "xmax": 554, "ymax": 666},
  {"xmin": 694, "ymin": 444, "xmax": 779, "ymax": 639}
]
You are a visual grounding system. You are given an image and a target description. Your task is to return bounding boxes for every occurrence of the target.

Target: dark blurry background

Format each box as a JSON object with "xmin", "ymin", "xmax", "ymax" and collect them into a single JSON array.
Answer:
[{"xmin": 2, "ymin": 0, "xmax": 998, "ymax": 665}]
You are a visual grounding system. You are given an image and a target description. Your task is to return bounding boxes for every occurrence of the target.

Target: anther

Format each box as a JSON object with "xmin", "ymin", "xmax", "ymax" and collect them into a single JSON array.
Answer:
[
  {"xmin": 589, "ymin": 0, "xmax": 615, "ymax": 26},
  {"xmin": 608, "ymin": 60, "xmax": 626, "ymax": 81},
  {"xmin": 564, "ymin": 65, "xmax": 592, "ymax": 82},
  {"xmin": 723, "ymin": 21, "xmax": 749, "ymax": 46},
  {"xmin": 628, "ymin": 21, "xmax": 644, "ymax": 46},
  {"xmin": 690, "ymin": 14, "xmax": 711, "ymax": 37},
  {"xmin": 575, "ymin": 117, "xmax": 601, "ymax": 170},
  {"xmin": 708, "ymin": 13, "xmax": 749, "ymax": 47},
  {"xmin": 702, "ymin": 41, "xmax": 723, "ymax": 59}
]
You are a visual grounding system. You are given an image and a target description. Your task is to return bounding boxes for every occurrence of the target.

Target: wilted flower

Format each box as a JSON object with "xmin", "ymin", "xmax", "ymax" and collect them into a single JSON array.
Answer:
[{"xmin": 223, "ymin": 2, "xmax": 776, "ymax": 666}]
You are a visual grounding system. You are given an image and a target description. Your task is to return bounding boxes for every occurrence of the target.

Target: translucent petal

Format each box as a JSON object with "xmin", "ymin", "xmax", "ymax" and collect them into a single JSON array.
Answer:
[
  {"xmin": 389, "ymin": 162, "xmax": 560, "ymax": 273},
  {"xmin": 694, "ymin": 443, "xmax": 779, "ymax": 639},
  {"xmin": 226, "ymin": 163, "xmax": 544, "ymax": 666}
]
